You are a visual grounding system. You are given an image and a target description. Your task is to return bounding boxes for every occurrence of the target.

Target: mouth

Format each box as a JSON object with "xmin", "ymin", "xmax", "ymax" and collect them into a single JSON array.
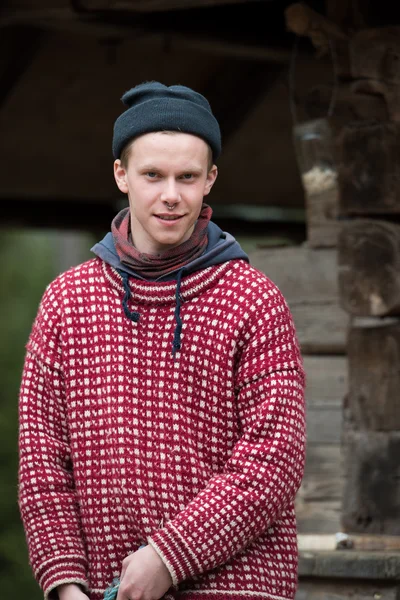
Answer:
[{"xmin": 155, "ymin": 214, "xmax": 184, "ymax": 221}]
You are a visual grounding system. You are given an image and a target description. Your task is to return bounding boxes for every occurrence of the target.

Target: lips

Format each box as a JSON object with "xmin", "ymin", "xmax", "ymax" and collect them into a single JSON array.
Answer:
[{"xmin": 155, "ymin": 214, "xmax": 183, "ymax": 221}]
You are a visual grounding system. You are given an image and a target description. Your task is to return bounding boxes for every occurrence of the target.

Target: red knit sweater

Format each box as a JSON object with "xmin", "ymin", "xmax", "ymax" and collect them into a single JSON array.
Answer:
[{"xmin": 18, "ymin": 257, "xmax": 306, "ymax": 600}]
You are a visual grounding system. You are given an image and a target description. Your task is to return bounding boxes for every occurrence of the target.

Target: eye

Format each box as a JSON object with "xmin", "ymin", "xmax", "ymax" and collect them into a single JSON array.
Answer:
[
  {"xmin": 180, "ymin": 173, "xmax": 193, "ymax": 180},
  {"xmin": 146, "ymin": 171, "xmax": 158, "ymax": 178}
]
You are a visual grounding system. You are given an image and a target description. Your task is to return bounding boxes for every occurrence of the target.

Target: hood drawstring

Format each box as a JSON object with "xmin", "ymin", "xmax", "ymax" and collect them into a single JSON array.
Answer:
[
  {"xmin": 118, "ymin": 270, "xmax": 140, "ymax": 323},
  {"xmin": 172, "ymin": 269, "xmax": 184, "ymax": 358},
  {"xmin": 117, "ymin": 268, "xmax": 184, "ymax": 357}
]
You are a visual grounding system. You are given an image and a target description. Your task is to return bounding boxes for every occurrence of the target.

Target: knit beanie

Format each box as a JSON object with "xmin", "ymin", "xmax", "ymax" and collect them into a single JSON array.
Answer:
[{"xmin": 112, "ymin": 81, "xmax": 221, "ymax": 161}]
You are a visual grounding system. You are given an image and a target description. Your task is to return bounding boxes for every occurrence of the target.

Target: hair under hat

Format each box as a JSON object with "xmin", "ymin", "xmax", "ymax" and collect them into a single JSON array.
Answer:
[{"xmin": 112, "ymin": 81, "xmax": 222, "ymax": 161}]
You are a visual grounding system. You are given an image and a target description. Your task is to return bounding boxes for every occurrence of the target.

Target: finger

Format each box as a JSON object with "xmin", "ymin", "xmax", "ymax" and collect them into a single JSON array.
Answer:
[{"xmin": 120, "ymin": 559, "xmax": 128, "ymax": 582}]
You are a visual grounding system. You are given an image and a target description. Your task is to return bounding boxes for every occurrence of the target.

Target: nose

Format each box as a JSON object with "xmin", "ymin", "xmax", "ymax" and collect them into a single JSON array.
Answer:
[{"xmin": 160, "ymin": 177, "xmax": 180, "ymax": 204}]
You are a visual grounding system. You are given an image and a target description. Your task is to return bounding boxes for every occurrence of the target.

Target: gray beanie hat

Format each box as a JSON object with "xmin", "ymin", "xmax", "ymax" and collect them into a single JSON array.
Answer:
[{"xmin": 112, "ymin": 81, "xmax": 221, "ymax": 161}]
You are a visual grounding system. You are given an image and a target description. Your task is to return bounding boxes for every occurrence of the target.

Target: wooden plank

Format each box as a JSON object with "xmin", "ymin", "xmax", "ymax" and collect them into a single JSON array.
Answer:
[
  {"xmin": 338, "ymin": 219, "xmax": 400, "ymax": 316},
  {"xmin": 298, "ymin": 533, "xmax": 400, "ymax": 552},
  {"xmin": 341, "ymin": 430, "xmax": 400, "ymax": 535},
  {"xmin": 296, "ymin": 499, "xmax": 342, "ymax": 534},
  {"xmin": 338, "ymin": 122, "xmax": 400, "ymax": 215},
  {"xmin": 248, "ymin": 247, "xmax": 349, "ymax": 354},
  {"xmin": 303, "ymin": 356, "xmax": 347, "ymax": 408},
  {"xmin": 346, "ymin": 320, "xmax": 400, "ymax": 430},
  {"xmin": 296, "ymin": 444, "xmax": 344, "ymax": 534},
  {"xmin": 298, "ymin": 467, "xmax": 343, "ymax": 502},
  {"xmin": 298, "ymin": 550, "xmax": 400, "ymax": 580},
  {"xmin": 306, "ymin": 408, "xmax": 342, "ymax": 444},
  {"xmin": 296, "ymin": 581, "xmax": 399, "ymax": 600},
  {"xmin": 303, "ymin": 444, "xmax": 343, "ymax": 474}
]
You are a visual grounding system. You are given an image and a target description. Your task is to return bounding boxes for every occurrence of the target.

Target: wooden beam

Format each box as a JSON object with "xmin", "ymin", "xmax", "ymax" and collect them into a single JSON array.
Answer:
[
  {"xmin": 0, "ymin": 8, "xmax": 292, "ymax": 63},
  {"xmin": 297, "ymin": 581, "xmax": 400, "ymax": 600},
  {"xmin": 338, "ymin": 122, "xmax": 400, "ymax": 216},
  {"xmin": 78, "ymin": 0, "xmax": 262, "ymax": 10},
  {"xmin": 350, "ymin": 27, "xmax": 400, "ymax": 84},
  {"xmin": 298, "ymin": 533, "xmax": 400, "ymax": 552},
  {"xmin": 346, "ymin": 320, "xmax": 400, "ymax": 431},
  {"xmin": 338, "ymin": 219, "xmax": 400, "ymax": 316},
  {"xmin": 341, "ymin": 430, "xmax": 400, "ymax": 534},
  {"xmin": 203, "ymin": 59, "xmax": 284, "ymax": 145},
  {"xmin": 0, "ymin": 26, "xmax": 44, "ymax": 109},
  {"xmin": 4, "ymin": 0, "xmax": 261, "ymax": 12}
]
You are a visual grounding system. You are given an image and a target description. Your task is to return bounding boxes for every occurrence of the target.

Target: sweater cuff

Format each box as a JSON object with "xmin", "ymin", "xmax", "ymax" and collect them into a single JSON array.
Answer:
[
  {"xmin": 148, "ymin": 522, "xmax": 202, "ymax": 586},
  {"xmin": 36, "ymin": 555, "xmax": 88, "ymax": 599}
]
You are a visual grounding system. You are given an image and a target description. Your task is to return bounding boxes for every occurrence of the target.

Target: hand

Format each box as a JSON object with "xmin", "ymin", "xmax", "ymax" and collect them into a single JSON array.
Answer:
[
  {"xmin": 57, "ymin": 583, "xmax": 88, "ymax": 600},
  {"xmin": 116, "ymin": 544, "xmax": 173, "ymax": 600}
]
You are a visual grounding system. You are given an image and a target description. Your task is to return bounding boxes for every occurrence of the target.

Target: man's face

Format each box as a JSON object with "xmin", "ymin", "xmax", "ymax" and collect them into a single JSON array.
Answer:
[{"xmin": 114, "ymin": 131, "xmax": 218, "ymax": 255}]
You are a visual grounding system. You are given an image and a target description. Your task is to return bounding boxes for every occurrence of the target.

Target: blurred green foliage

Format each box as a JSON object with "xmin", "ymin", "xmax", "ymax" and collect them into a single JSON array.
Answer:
[{"xmin": 0, "ymin": 229, "xmax": 95, "ymax": 598}]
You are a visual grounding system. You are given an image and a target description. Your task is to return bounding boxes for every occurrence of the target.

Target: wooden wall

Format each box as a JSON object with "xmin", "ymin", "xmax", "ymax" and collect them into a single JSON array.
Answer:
[{"xmin": 248, "ymin": 245, "xmax": 348, "ymax": 534}]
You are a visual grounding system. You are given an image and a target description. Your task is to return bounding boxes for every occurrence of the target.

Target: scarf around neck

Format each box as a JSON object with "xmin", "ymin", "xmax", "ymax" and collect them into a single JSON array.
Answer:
[{"xmin": 111, "ymin": 203, "xmax": 212, "ymax": 279}]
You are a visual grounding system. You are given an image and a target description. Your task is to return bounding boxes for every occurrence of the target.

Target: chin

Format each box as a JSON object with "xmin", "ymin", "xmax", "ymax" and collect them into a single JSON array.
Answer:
[{"xmin": 157, "ymin": 235, "xmax": 185, "ymax": 248}]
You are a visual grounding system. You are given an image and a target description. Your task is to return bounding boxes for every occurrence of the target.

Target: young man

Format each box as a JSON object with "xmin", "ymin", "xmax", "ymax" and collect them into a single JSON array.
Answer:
[{"xmin": 18, "ymin": 81, "xmax": 306, "ymax": 600}]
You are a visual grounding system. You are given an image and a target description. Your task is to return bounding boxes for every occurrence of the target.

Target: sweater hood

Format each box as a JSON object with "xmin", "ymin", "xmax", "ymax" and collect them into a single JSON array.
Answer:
[
  {"xmin": 91, "ymin": 220, "xmax": 248, "ymax": 281},
  {"xmin": 91, "ymin": 221, "xmax": 249, "ymax": 357}
]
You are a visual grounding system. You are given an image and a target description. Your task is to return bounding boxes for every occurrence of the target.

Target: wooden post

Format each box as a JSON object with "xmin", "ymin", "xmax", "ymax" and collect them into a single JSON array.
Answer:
[
  {"xmin": 341, "ymin": 319, "xmax": 400, "ymax": 533},
  {"xmin": 338, "ymin": 219, "xmax": 400, "ymax": 316},
  {"xmin": 338, "ymin": 122, "xmax": 400, "ymax": 216},
  {"xmin": 335, "ymin": 27, "xmax": 400, "ymax": 535}
]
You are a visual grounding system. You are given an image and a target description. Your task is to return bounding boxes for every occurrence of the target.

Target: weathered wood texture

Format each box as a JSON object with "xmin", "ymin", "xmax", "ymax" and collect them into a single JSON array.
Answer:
[
  {"xmin": 350, "ymin": 27, "xmax": 400, "ymax": 85},
  {"xmin": 305, "ymin": 185, "xmax": 340, "ymax": 248},
  {"xmin": 299, "ymin": 532, "xmax": 400, "ymax": 552},
  {"xmin": 338, "ymin": 219, "xmax": 400, "ymax": 316},
  {"xmin": 341, "ymin": 430, "xmax": 400, "ymax": 534},
  {"xmin": 249, "ymin": 246, "xmax": 349, "ymax": 354},
  {"xmin": 299, "ymin": 550, "xmax": 400, "ymax": 579},
  {"xmin": 296, "ymin": 356, "xmax": 347, "ymax": 534},
  {"xmin": 345, "ymin": 321, "xmax": 400, "ymax": 431},
  {"xmin": 304, "ymin": 356, "xmax": 347, "ymax": 408},
  {"xmin": 296, "ymin": 445, "xmax": 343, "ymax": 534},
  {"xmin": 304, "ymin": 83, "xmax": 388, "ymax": 130},
  {"xmin": 297, "ymin": 550, "xmax": 400, "ymax": 600},
  {"xmin": 296, "ymin": 580, "xmax": 400, "ymax": 600},
  {"xmin": 302, "ymin": 85, "xmax": 388, "ymax": 248},
  {"xmin": 338, "ymin": 122, "xmax": 400, "ymax": 216}
]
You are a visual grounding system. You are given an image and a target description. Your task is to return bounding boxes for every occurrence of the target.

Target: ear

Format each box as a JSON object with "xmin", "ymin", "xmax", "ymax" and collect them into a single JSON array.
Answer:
[
  {"xmin": 203, "ymin": 164, "xmax": 218, "ymax": 196},
  {"xmin": 114, "ymin": 160, "xmax": 129, "ymax": 194}
]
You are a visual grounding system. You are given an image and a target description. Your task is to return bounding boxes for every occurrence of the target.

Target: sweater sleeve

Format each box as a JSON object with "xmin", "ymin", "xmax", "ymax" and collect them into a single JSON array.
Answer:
[
  {"xmin": 148, "ymin": 286, "xmax": 306, "ymax": 585},
  {"xmin": 18, "ymin": 284, "xmax": 89, "ymax": 598}
]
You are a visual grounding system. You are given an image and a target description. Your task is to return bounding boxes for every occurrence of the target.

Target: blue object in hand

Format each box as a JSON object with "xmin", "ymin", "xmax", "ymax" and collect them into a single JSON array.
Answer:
[{"xmin": 103, "ymin": 577, "xmax": 120, "ymax": 600}]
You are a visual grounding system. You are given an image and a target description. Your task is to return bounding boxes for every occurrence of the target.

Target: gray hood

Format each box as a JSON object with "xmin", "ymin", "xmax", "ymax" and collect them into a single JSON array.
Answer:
[{"xmin": 91, "ymin": 221, "xmax": 249, "ymax": 357}]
